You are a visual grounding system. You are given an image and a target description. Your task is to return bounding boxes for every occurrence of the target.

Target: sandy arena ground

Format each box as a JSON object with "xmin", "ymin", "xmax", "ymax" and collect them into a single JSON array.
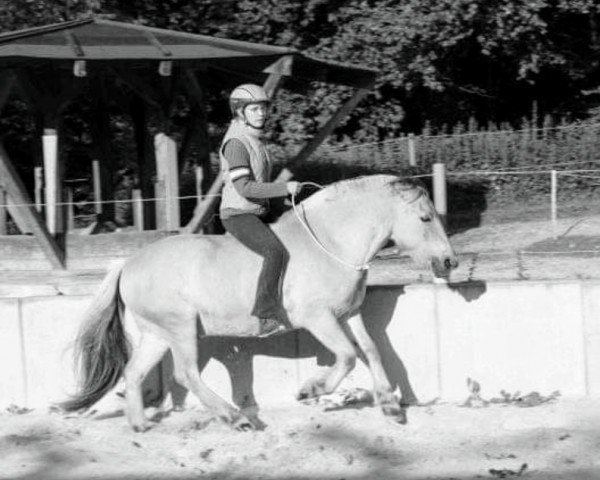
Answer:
[
  {"xmin": 2, "ymin": 210, "xmax": 600, "ymax": 480},
  {"xmin": 1, "ymin": 394, "xmax": 600, "ymax": 480}
]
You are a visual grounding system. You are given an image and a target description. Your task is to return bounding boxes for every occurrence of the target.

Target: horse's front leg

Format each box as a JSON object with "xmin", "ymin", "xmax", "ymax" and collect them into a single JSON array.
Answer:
[
  {"xmin": 170, "ymin": 327, "xmax": 255, "ymax": 431},
  {"xmin": 344, "ymin": 313, "xmax": 404, "ymax": 421},
  {"xmin": 296, "ymin": 311, "xmax": 357, "ymax": 400}
]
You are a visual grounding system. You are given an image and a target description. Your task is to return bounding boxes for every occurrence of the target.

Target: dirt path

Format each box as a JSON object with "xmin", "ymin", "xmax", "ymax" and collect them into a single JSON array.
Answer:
[{"xmin": 1, "ymin": 395, "xmax": 600, "ymax": 480}]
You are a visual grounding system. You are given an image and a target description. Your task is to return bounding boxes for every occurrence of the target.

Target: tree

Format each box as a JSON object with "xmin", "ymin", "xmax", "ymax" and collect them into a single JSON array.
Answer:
[
  {"xmin": 301, "ymin": 0, "xmax": 600, "ymax": 133},
  {"xmin": 0, "ymin": 0, "xmax": 99, "ymax": 29},
  {"xmin": 2, "ymin": 0, "xmax": 600, "ymax": 144}
]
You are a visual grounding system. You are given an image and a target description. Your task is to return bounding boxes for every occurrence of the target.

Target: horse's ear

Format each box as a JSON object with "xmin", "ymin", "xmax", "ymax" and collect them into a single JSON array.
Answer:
[{"xmin": 389, "ymin": 179, "xmax": 423, "ymax": 203}]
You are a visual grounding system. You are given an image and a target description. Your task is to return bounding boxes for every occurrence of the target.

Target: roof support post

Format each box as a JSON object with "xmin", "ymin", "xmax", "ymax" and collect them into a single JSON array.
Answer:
[
  {"xmin": 180, "ymin": 68, "xmax": 214, "ymax": 233},
  {"xmin": 130, "ymin": 96, "xmax": 156, "ymax": 230},
  {"xmin": 261, "ymin": 63, "xmax": 292, "ymax": 217},
  {"xmin": 5, "ymin": 197, "xmax": 33, "ymax": 234},
  {"xmin": 0, "ymin": 71, "xmax": 16, "ymax": 113},
  {"xmin": 0, "ymin": 142, "xmax": 65, "ymax": 269},
  {"xmin": 276, "ymin": 86, "xmax": 371, "ymax": 181},
  {"xmin": 180, "ymin": 68, "xmax": 211, "ymax": 172},
  {"xmin": 154, "ymin": 132, "xmax": 180, "ymax": 231},
  {"xmin": 42, "ymin": 116, "xmax": 64, "ymax": 236},
  {"xmin": 263, "ymin": 55, "xmax": 293, "ymax": 98},
  {"xmin": 90, "ymin": 73, "xmax": 115, "ymax": 224}
]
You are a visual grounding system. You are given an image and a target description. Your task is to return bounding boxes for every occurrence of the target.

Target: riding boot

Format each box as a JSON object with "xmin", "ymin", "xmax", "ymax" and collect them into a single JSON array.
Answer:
[{"xmin": 257, "ymin": 317, "xmax": 287, "ymax": 337}]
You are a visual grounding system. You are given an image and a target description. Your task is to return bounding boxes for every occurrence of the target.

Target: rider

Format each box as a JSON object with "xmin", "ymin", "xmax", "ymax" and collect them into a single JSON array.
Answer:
[{"xmin": 219, "ymin": 83, "xmax": 300, "ymax": 337}]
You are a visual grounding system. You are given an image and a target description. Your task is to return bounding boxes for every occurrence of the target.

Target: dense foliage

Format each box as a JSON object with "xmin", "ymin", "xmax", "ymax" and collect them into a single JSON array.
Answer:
[{"xmin": 2, "ymin": 0, "xmax": 600, "ymax": 143}]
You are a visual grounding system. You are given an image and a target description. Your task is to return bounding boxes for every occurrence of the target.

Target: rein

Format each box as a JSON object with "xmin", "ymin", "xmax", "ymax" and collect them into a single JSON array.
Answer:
[{"xmin": 291, "ymin": 182, "xmax": 371, "ymax": 271}]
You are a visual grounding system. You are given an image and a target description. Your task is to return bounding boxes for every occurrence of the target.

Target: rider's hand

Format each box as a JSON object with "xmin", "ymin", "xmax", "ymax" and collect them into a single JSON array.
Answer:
[{"xmin": 286, "ymin": 181, "xmax": 301, "ymax": 196}]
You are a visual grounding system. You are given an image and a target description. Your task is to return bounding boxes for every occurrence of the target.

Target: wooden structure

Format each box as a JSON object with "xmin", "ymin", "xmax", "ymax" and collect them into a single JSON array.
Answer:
[{"xmin": 0, "ymin": 18, "xmax": 376, "ymax": 269}]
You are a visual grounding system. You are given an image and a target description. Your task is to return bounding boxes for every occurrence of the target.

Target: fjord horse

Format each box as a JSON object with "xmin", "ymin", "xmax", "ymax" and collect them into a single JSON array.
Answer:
[{"xmin": 62, "ymin": 175, "xmax": 457, "ymax": 431}]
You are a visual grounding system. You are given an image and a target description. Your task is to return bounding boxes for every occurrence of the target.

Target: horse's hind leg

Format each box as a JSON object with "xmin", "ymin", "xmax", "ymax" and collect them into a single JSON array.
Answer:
[
  {"xmin": 297, "ymin": 311, "xmax": 357, "ymax": 400},
  {"xmin": 170, "ymin": 329, "xmax": 254, "ymax": 430},
  {"xmin": 124, "ymin": 330, "xmax": 169, "ymax": 432},
  {"xmin": 344, "ymin": 313, "xmax": 403, "ymax": 420}
]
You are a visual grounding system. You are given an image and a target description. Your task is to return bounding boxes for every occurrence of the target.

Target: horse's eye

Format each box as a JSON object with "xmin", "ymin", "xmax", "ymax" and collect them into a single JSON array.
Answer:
[{"xmin": 420, "ymin": 215, "xmax": 432, "ymax": 223}]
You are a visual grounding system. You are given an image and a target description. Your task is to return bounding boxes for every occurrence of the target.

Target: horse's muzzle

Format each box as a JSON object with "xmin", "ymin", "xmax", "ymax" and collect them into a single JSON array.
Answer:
[{"xmin": 431, "ymin": 255, "xmax": 459, "ymax": 278}]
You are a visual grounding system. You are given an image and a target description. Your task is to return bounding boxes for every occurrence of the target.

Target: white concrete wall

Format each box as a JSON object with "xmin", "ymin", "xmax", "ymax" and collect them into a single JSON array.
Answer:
[
  {"xmin": 0, "ymin": 296, "xmax": 89, "ymax": 407},
  {"xmin": 0, "ymin": 280, "xmax": 598, "ymax": 409}
]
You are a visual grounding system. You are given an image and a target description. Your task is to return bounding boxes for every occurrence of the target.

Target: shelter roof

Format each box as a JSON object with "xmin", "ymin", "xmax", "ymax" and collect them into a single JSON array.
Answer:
[{"xmin": 0, "ymin": 18, "xmax": 377, "ymax": 88}]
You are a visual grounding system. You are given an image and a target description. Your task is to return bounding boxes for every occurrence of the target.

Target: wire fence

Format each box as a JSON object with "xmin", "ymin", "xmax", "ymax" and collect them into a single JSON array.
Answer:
[
  {"xmin": 1, "ymin": 122, "xmax": 600, "ymax": 237},
  {"xmin": 1, "ymin": 166, "xmax": 599, "ymax": 242},
  {"xmin": 1, "ymin": 168, "xmax": 598, "ymax": 208}
]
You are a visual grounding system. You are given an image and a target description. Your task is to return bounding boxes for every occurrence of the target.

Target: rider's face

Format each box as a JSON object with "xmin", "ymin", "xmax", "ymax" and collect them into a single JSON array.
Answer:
[{"xmin": 242, "ymin": 102, "xmax": 268, "ymax": 129}]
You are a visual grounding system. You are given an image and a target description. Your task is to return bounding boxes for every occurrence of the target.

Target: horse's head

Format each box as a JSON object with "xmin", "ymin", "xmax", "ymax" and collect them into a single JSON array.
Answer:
[{"xmin": 387, "ymin": 179, "xmax": 458, "ymax": 279}]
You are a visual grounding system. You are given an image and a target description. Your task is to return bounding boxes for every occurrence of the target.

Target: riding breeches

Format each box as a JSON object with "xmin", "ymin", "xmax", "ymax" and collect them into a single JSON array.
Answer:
[{"xmin": 221, "ymin": 213, "xmax": 289, "ymax": 319}]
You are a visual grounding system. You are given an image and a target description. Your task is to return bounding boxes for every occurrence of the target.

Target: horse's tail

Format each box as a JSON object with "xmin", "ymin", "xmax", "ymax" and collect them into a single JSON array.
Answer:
[{"xmin": 60, "ymin": 263, "xmax": 129, "ymax": 412}]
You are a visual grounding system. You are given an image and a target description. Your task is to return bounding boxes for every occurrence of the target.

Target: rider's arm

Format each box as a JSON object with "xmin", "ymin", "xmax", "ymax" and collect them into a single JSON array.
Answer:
[{"xmin": 223, "ymin": 139, "xmax": 289, "ymax": 198}]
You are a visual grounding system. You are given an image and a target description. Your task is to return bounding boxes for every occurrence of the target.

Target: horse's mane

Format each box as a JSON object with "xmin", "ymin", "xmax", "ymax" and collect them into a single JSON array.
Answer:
[{"xmin": 276, "ymin": 174, "xmax": 423, "ymax": 223}]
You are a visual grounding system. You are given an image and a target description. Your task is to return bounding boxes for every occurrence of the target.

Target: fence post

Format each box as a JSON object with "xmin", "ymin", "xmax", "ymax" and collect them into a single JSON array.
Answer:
[
  {"xmin": 154, "ymin": 179, "xmax": 166, "ymax": 231},
  {"xmin": 550, "ymin": 170, "xmax": 557, "ymax": 239},
  {"xmin": 34, "ymin": 166, "xmax": 43, "ymax": 213},
  {"xmin": 92, "ymin": 159, "xmax": 102, "ymax": 215},
  {"xmin": 433, "ymin": 163, "xmax": 447, "ymax": 224},
  {"xmin": 66, "ymin": 187, "xmax": 75, "ymax": 231},
  {"xmin": 132, "ymin": 188, "xmax": 144, "ymax": 231},
  {"xmin": 195, "ymin": 165, "xmax": 204, "ymax": 200},
  {"xmin": 408, "ymin": 133, "xmax": 416, "ymax": 167}
]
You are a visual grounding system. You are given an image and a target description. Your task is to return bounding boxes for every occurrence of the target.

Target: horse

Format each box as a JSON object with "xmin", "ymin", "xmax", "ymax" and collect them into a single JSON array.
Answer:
[{"xmin": 61, "ymin": 174, "xmax": 458, "ymax": 431}]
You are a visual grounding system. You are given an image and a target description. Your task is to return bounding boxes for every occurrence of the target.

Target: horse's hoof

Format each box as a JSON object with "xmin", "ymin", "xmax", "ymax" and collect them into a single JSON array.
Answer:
[
  {"xmin": 131, "ymin": 420, "xmax": 154, "ymax": 433},
  {"xmin": 381, "ymin": 404, "xmax": 407, "ymax": 425},
  {"xmin": 381, "ymin": 402, "xmax": 402, "ymax": 417},
  {"xmin": 219, "ymin": 411, "xmax": 255, "ymax": 431},
  {"xmin": 344, "ymin": 388, "xmax": 374, "ymax": 405},
  {"xmin": 400, "ymin": 394, "xmax": 419, "ymax": 407},
  {"xmin": 296, "ymin": 382, "xmax": 326, "ymax": 401},
  {"xmin": 395, "ymin": 410, "xmax": 408, "ymax": 425},
  {"xmin": 296, "ymin": 391, "xmax": 310, "ymax": 401},
  {"xmin": 235, "ymin": 420, "xmax": 254, "ymax": 431},
  {"xmin": 247, "ymin": 415, "xmax": 267, "ymax": 431},
  {"xmin": 232, "ymin": 416, "xmax": 255, "ymax": 431},
  {"xmin": 296, "ymin": 391, "xmax": 319, "ymax": 404}
]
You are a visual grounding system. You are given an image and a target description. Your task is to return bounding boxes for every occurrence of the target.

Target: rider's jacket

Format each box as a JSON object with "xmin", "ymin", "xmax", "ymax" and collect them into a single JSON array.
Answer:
[{"xmin": 219, "ymin": 119, "xmax": 272, "ymax": 218}]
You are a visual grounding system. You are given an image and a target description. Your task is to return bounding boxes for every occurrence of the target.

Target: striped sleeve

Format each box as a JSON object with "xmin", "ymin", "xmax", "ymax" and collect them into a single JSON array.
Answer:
[
  {"xmin": 223, "ymin": 139, "xmax": 251, "ymax": 177},
  {"xmin": 229, "ymin": 166, "xmax": 251, "ymax": 181},
  {"xmin": 222, "ymin": 138, "xmax": 289, "ymax": 199}
]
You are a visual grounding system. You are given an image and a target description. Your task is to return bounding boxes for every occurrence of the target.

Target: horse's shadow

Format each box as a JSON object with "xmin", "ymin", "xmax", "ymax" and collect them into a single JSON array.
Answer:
[{"xmin": 151, "ymin": 287, "xmax": 417, "ymax": 421}]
